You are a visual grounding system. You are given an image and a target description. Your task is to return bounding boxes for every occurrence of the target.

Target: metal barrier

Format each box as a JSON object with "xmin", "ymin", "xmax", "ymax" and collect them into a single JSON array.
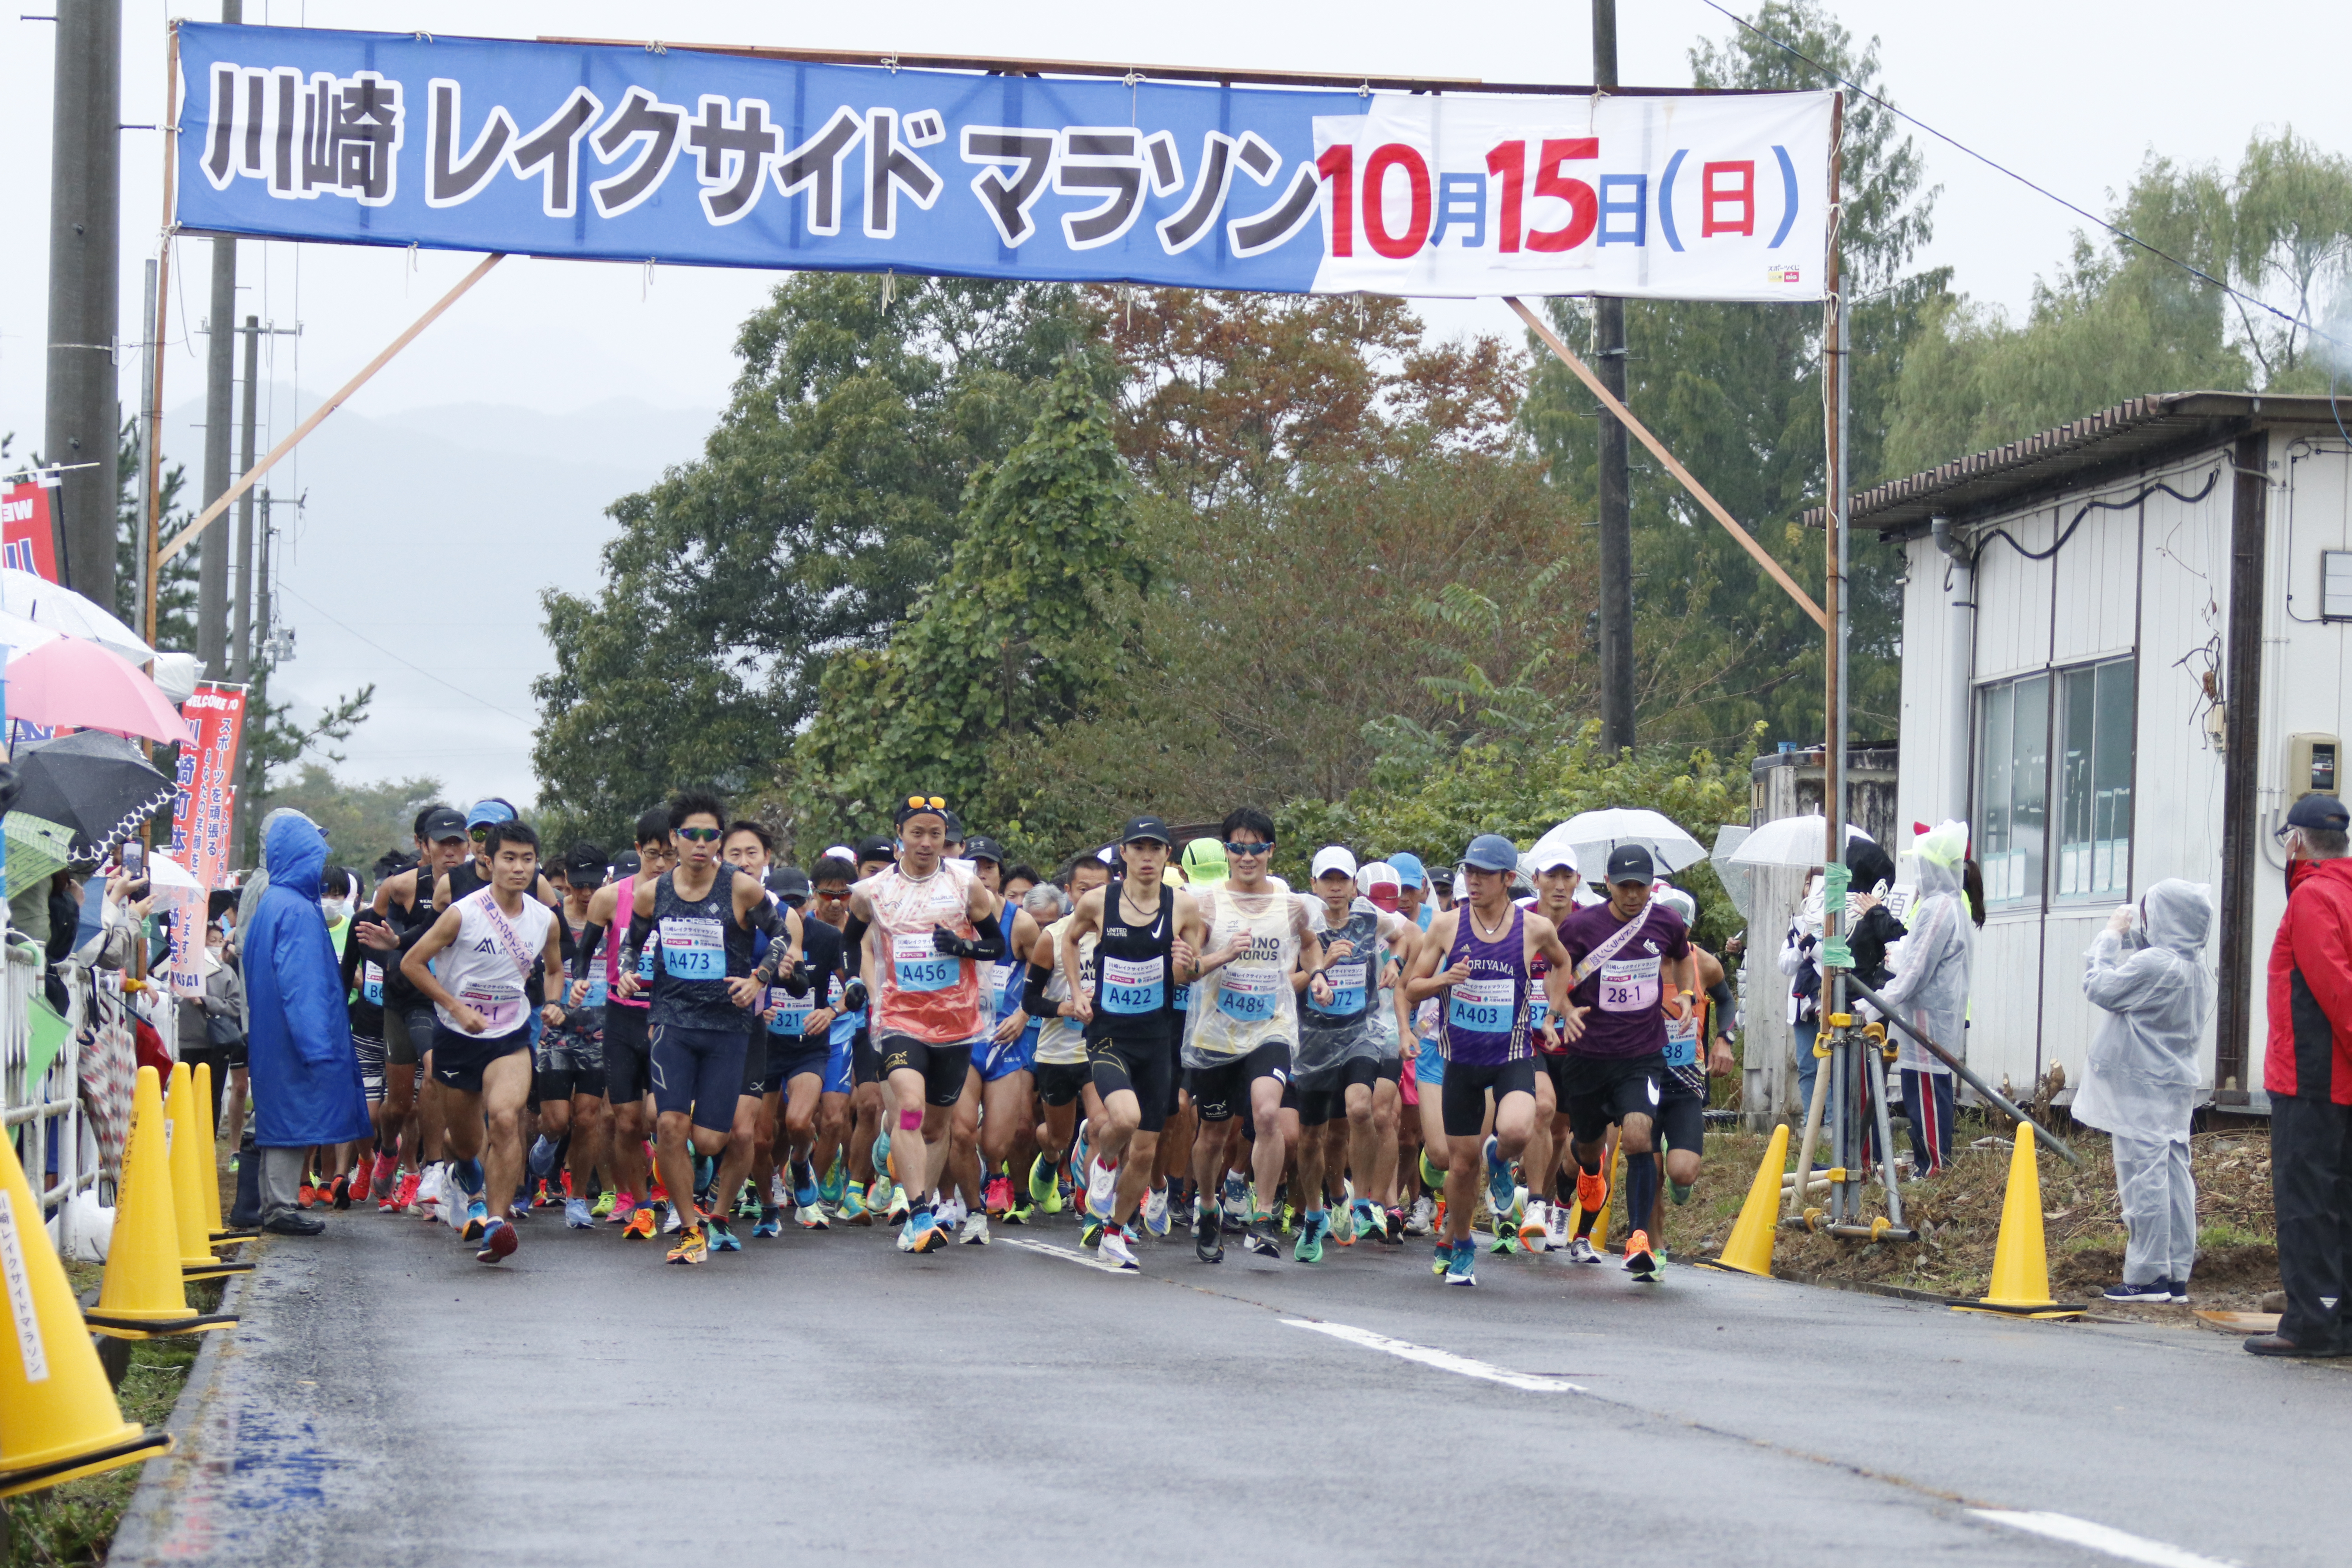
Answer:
[{"xmin": 0, "ymin": 938, "xmax": 93, "ymax": 1251}]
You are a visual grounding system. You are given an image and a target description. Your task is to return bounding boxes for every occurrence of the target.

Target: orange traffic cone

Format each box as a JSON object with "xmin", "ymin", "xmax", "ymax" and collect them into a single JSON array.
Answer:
[
  {"xmin": 85, "ymin": 1069, "xmax": 237, "ymax": 1341},
  {"xmin": 190, "ymin": 1062, "xmax": 255, "ymax": 1243},
  {"xmin": 167, "ymin": 1066, "xmax": 251, "ymax": 1282},
  {"xmin": 1951, "ymin": 1122, "xmax": 2084, "ymax": 1319},
  {"xmin": 0, "ymin": 1097, "xmax": 173, "ymax": 1495},
  {"xmin": 1700, "ymin": 1123, "xmax": 1789, "ymax": 1278}
]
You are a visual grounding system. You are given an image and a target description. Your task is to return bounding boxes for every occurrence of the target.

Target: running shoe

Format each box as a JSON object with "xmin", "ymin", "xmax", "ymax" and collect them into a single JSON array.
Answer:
[
  {"xmin": 476, "ymin": 1218, "xmax": 519, "ymax": 1264},
  {"xmin": 667, "ymin": 1224, "xmax": 710, "ymax": 1265},
  {"xmin": 1623, "ymin": 1229, "xmax": 1660, "ymax": 1283},
  {"xmin": 532, "ymin": 1179, "xmax": 556, "ymax": 1210},
  {"xmin": 369, "ymin": 1152, "xmax": 400, "ymax": 1201},
  {"xmin": 1544, "ymin": 1203, "xmax": 1572, "ymax": 1252},
  {"xmin": 707, "ymin": 1216, "xmax": 742, "ymax": 1253},
  {"xmin": 1084, "ymin": 1156, "xmax": 1119, "ymax": 1221},
  {"xmin": 385, "ymin": 1170, "xmax": 419, "ymax": 1215},
  {"xmin": 1482, "ymin": 1135, "xmax": 1515, "ymax": 1214},
  {"xmin": 564, "ymin": 1197, "xmax": 594, "ymax": 1229},
  {"xmin": 1383, "ymin": 1205, "xmax": 1406, "ymax": 1245},
  {"xmin": 1098, "ymin": 1224, "xmax": 1140, "ymax": 1271},
  {"xmin": 795, "ymin": 1202, "xmax": 830, "ymax": 1232},
  {"xmin": 737, "ymin": 1183, "xmax": 763, "ymax": 1219},
  {"xmin": 1294, "ymin": 1209, "xmax": 1328, "ymax": 1263},
  {"xmin": 1330, "ymin": 1203, "xmax": 1356, "ymax": 1246},
  {"xmin": 590, "ymin": 1189, "xmax": 616, "ymax": 1220},
  {"xmin": 1518, "ymin": 1198, "xmax": 1550, "ymax": 1253},
  {"xmin": 662, "ymin": 1203, "xmax": 684, "ymax": 1235},
  {"xmin": 791, "ymin": 1158, "xmax": 820, "ymax": 1209},
  {"xmin": 958, "ymin": 1212, "xmax": 991, "ymax": 1246},
  {"xmin": 1432, "ymin": 1199, "xmax": 1447, "ymax": 1236},
  {"xmin": 1564, "ymin": 1235, "xmax": 1601, "ymax": 1264},
  {"xmin": 1194, "ymin": 1211, "xmax": 1224, "ymax": 1264},
  {"xmin": 1220, "ymin": 1173, "xmax": 1249, "ymax": 1229},
  {"xmin": 298, "ymin": 1176, "xmax": 319, "ymax": 1210},
  {"xmin": 985, "ymin": 1173, "xmax": 1014, "ymax": 1216},
  {"xmin": 897, "ymin": 1214, "xmax": 947, "ymax": 1254},
  {"xmin": 840, "ymin": 1182, "xmax": 871, "ymax": 1225},
  {"xmin": 1488, "ymin": 1220, "xmax": 1518, "ymax": 1256},
  {"xmin": 819, "ymin": 1158, "xmax": 847, "ymax": 1206},
  {"xmin": 2101, "ymin": 1279, "xmax": 2173, "ymax": 1303},
  {"xmin": 528, "ymin": 1135, "xmax": 558, "ymax": 1178},
  {"xmin": 1142, "ymin": 1183, "xmax": 1172, "ymax": 1239},
  {"xmin": 461, "ymin": 1200, "xmax": 491, "ymax": 1242},
  {"xmin": 622, "ymin": 1205, "xmax": 659, "ymax": 1241},
  {"xmin": 1243, "ymin": 1218, "xmax": 1281, "ymax": 1259},
  {"xmin": 754, "ymin": 1208, "xmax": 784, "ymax": 1239},
  {"xmin": 606, "ymin": 1193, "xmax": 637, "ymax": 1226},
  {"xmin": 1027, "ymin": 1153, "xmax": 1060, "ymax": 1211},
  {"xmin": 1072, "ymin": 1122, "xmax": 1090, "ymax": 1183},
  {"xmin": 1080, "ymin": 1217, "xmax": 1105, "ymax": 1250},
  {"xmin": 1404, "ymin": 1195, "xmax": 1434, "ymax": 1236},
  {"xmin": 330, "ymin": 1174, "xmax": 352, "ymax": 1211},
  {"xmin": 872, "ymin": 1132, "xmax": 893, "ymax": 1184},
  {"xmin": 1003, "ymin": 1201, "xmax": 1033, "ymax": 1227},
  {"xmin": 1444, "ymin": 1238, "xmax": 1478, "ymax": 1287},
  {"xmin": 884, "ymin": 1186, "xmax": 911, "ymax": 1224},
  {"xmin": 938, "ymin": 1193, "xmax": 968, "ymax": 1232},
  {"xmin": 416, "ymin": 1164, "xmax": 445, "ymax": 1218},
  {"xmin": 1433, "ymin": 1241, "xmax": 1452, "ymax": 1276},
  {"xmin": 1575, "ymin": 1164, "xmax": 1609, "ymax": 1218}
]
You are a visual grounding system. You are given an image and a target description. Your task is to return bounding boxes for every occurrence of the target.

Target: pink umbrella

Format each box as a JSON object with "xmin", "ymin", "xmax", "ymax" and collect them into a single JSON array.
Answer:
[{"xmin": 4, "ymin": 637, "xmax": 195, "ymax": 745}]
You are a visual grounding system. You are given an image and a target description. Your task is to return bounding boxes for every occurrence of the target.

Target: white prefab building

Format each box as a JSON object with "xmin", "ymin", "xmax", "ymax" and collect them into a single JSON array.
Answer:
[{"xmin": 1863, "ymin": 392, "xmax": 2352, "ymax": 1113}]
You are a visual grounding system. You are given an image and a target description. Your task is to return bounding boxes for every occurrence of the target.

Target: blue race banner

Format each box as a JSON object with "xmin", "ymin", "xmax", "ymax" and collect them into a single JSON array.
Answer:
[{"xmin": 174, "ymin": 25, "xmax": 1834, "ymax": 303}]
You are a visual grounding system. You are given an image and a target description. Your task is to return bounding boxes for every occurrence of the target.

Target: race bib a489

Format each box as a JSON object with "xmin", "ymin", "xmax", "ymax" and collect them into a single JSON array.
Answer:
[{"xmin": 1216, "ymin": 963, "xmax": 1281, "ymax": 1022}]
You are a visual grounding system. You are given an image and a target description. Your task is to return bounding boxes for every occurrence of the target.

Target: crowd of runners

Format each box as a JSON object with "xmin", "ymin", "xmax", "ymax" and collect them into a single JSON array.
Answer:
[{"xmin": 283, "ymin": 790, "xmax": 1737, "ymax": 1286}]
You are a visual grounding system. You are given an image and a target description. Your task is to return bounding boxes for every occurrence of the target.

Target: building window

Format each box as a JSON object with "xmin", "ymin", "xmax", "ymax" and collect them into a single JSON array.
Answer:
[
  {"xmin": 1977, "ymin": 674, "xmax": 2047, "ymax": 906},
  {"xmin": 1975, "ymin": 656, "xmax": 2136, "ymax": 909},
  {"xmin": 2054, "ymin": 658, "xmax": 2135, "ymax": 899}
]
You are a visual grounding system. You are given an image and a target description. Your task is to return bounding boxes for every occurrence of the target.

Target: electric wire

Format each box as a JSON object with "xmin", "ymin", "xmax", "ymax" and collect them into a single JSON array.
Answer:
[
  {"xmin": 1970, "ymin": 468, "xmax": 2222, "ymax": 565},
  {"xmin": 273, "ymin": 581, "xmax": 534, "ymax": 724}
]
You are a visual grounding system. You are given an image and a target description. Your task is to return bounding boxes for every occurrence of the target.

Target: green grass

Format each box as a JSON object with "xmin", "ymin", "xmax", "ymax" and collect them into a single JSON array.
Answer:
[
  {"xmin": 2196, "ymin": 1221, "xmax": 2270, "ymax": 1252},
  {"xmin": 0, "ymin": 1265, "xmax": 217, "ymax": 1568}
]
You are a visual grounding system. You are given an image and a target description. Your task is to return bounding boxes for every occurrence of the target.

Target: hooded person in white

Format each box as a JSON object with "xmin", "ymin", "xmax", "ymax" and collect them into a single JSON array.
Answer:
[
  {"xmin": 1876, "ymin": 821, "xmax": 1975, "ymax": 1174},
  {"xmin": 2076, "ymin": 879, "xmax": 2214, "ymax": 1296}
]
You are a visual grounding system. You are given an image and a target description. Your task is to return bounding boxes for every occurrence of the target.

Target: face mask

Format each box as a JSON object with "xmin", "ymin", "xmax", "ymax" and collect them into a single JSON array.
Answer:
[{"xmin": 321, "ymin": 898, "xmax": 350, "ymax": 924}]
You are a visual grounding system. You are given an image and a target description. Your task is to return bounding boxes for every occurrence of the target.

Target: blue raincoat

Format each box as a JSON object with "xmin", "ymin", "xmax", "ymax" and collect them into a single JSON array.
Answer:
[{"xmin": 243, "ymin": 813, "xmax": 373, "ymax": 1149}]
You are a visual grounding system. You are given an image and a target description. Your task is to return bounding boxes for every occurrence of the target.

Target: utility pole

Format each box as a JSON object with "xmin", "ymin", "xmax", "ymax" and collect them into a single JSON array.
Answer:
[
  {"xmin": 136, "ymin": 260, "xmax": 156, "ymax": 614},
  {"xmin": 45, "ymin": 0, "xmax": 123, "ymax": 603},
  {"xmin": 196, "ymin": 0, "xmax": 240, "ymax": 676},
  {"xmin": 230, "ymin": 316, "xmax": 261, "ymax": 680},
  {"xmin": 1591, "ymin": 0, "xmax": 1635, "ymax": 755}
]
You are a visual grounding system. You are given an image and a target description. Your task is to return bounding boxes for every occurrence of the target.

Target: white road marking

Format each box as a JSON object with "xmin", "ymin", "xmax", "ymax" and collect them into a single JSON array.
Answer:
[
  {"xmin": 998, "ymin": 1236, "xmax": 1139, "ymax": 1276},
  {"xmin": 1281, "ymin": 1319, "xmax": 1584, "ymax": 1393},
  {"xmin": 1971, "ymin": 1511, "xmax": 2243, "ymax": 1568}
]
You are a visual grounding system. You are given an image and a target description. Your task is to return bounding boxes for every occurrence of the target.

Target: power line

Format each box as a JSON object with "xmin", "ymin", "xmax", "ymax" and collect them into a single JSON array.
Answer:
[
  {"xmin": 1696, "ymin": 0, "xmax": 2343, "ymax": 357},
  {"xmin": 273, "ymin": 581, "xmax": 535, "ymax": 724}
]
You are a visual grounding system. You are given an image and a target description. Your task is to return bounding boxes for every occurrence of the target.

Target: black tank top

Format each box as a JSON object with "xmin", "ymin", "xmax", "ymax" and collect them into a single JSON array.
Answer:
[
  {"xmin": 380, "ymin": 862, "xmax": 439, "ymax": 1009},
  {"xmin": 1086, "ymin": 879, "xmax": 1174, "ymax": 1044},
  {"xmin": 648, "ymin": 864, "xmax": 754, "ymax": 1030}
]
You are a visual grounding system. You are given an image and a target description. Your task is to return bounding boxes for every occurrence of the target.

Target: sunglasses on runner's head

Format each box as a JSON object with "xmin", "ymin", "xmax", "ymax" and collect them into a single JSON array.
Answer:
[
  {"xmin": 1223, "ymin": 839, "xmax": 1274, "ymax": 857},
  {"xmin": 469, "ymin": 827, "xmax": 490, "ymax": 842},
  {"xmin": 906, "ymin": 795, "xmax": 946, "ymax": 811},
  {"xmin": 674, "ymin": 827, "xmax": 722, "ymax": 844}
]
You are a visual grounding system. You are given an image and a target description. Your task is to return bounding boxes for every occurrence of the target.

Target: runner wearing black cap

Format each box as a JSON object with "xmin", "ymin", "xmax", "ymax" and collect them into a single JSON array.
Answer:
[
  {"xmin": 1398, "ymin": 833, "xmax": 1579, "ymax": 1286},
  {"xmin": 947, "ymin": 836, "xmax": 1042, "ymax": 1243},
  {"xmin": 353, "ymin": 803, "xmax": 472, "ymax": 1217},
  {"xmin": 720, "ymin": 820, "xmax": 789, "ymax": 1233},
  {"xmin": 569, "ymin": 810, "xmax": 674, "ymax": 1237},
  {"xmin": 1552, "ymin": 842, "xmax": 1697, "ymax": 1283},
  {"xmin": 1061, "ymin": 815, "xmax": 1207, "ymax": 1269},
  {"xmin": 532, "ymin": 843, "xmax": 610, "ymax": 1228}
]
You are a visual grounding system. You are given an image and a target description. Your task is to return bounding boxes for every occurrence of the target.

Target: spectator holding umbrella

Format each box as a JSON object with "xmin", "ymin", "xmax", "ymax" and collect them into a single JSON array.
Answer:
[
  {"xmin": 238, "ymin": 810, "xmax": 372, "ymax": 1235},
  {"xmin": 2251, "ymin": 793, "xmax": 2352, "ymax": 1356}
]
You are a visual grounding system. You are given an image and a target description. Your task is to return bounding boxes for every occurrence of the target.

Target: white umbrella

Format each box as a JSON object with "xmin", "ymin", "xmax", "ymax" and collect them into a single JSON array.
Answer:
[
  {"xmin": 143, "ymin": 850, "xmax": 201, "ymax": 891},
  {"xmin": 0, "ymin": 566, "xmax": 153, "ymax": 663},
  {"xmin": 1546, "ymin": 808, "xmax": 1709, "ymax": 875},
  {"xmin": 0, "ymin": 607, "xmax": 61, "ymax": 656},
  {"xmin": 1726, "ymin": 814, "xmax": 1874, "ymax": 870}
]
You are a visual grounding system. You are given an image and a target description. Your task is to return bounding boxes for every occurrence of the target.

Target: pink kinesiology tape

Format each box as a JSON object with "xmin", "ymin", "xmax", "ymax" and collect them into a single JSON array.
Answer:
[{"xmin": 899, "ymin": 1107, "xmax": 925, "ymax": 1132}]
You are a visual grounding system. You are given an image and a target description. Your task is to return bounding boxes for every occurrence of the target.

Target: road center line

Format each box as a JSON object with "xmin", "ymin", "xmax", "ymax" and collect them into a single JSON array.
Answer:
[
  {"xmin": 1281, "ymin": 1318, "xmax": 1586, "ymax": 1393},
  {"xmin": 996, "ymin": 1236, "xmax": 1140, "ymax": 1276},
  {"xmin": 1970, "ymin": 1510, "xmax": 2243, "ymax": 1568}
]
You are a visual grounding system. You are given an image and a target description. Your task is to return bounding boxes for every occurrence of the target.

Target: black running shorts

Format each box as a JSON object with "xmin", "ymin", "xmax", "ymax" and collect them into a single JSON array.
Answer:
[
  {"xmin": 877, "ymin": 1034, "xmax": 975, "ymax": 1107},
  {"xmin": 1087, "ymin": 1033, "xmax": 1176, "ymax": 1134},
  {"xmin": 1559, "ymin": 1051, "xmax": 1666, "ymax": 1146},
  {"xmin": 1185, "ymin": 1040, "xmax": 1291, "ymax": 1123},
  {"xmin": 1439, "ymin": 1057, "xmax": 1537, "ymax": 1139}
]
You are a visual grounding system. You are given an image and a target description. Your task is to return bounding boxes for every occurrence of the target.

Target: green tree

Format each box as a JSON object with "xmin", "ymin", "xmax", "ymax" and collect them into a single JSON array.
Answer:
[
  {"xmin": 1519, "ymin": 0, "xmax": 1939, "ymax": 750},
  {"xmin": 254, "ymin": 765, "xmax": 443, "ymax": 874},
  {"xmin": 793, "ymin": 359, "xmax": 1147, "ymax": 850},
  {"xmin": 532, "ymin": 274, "xmax": 1100, "ymax": 849},
  {"xmin": 2227, "ymin": 128, "xmax": 2352, "ymax": 388}
]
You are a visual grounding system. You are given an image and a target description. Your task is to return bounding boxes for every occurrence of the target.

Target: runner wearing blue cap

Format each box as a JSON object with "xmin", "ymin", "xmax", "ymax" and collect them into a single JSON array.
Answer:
[{"xmin": 1398, "ymin": 833, "xmax": 1579, "ymax": 1287}]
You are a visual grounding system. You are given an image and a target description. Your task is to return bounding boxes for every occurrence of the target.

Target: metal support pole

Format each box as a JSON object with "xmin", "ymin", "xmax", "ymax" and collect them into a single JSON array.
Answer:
[
  {"xmin": 230, "ymin": 318, "xmax": 260, "ymax": 681},
  {"xmin": 1843, "ymin": 976, "xmax": 2085, "ymax": 1166},
  {"xmin": 1591, "ymin": 0, "xmax": 1634, "ymax": 754},
  {"xmin": 136, "ymin": 260, "xmax": 157, "ymax": 618},
  {"xmin": 45, "ymin": 0, "xmax": 122, "ymax": 601},
  {"xmin": 199, "ymin": 242, "xmax": 236, "ymax": 675}
]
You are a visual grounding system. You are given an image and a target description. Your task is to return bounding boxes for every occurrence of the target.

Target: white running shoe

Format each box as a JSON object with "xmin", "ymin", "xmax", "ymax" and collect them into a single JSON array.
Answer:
[
  {"xmin": 1518, "ymin": 1198, "xmax": 1550, "ymax": 1252},
  {"xmin": 959, "ymin": 1212, "xmax": 991, "ymax": 1246},
  {"xmin": 661, "ymin": 1203, "xmax": 684, "ymax": 1234},
  {"xmin": 1085, "ymin": 1156, "xmax": 1120, "ymax": 1220},
  {"xmin": 939, "ymin": 1193, "xmax": 968, "ymax": 1231},
  {"xmin": 1564, "ymin": 1235, "xmax": 1601, "ymax": 1264},
  {"xmin": 1098, "ymin": 1224, "xmax": 1140, "ymax": 1270},
  {"xmin": 1405, "ymin": 1194, "xmax": 1435, "ymax": 1236},
  {"xmin": 1141, "ymin": 1182, "xmax": 1171, "ymax": 1237},
  {"xmin": 417, "ymin": 1163, "xmax": 446, "ymax": 1218}
]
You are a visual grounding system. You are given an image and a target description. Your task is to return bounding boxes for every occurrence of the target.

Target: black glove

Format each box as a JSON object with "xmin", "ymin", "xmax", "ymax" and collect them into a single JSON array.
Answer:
[
  {"xmin": 780, "ymin": 960, "xmax": 812, "ymax": 999},
  {"xmin": 841, "ymin": 979, "xmax": 869, "ymax": 1014},
  {"xmin": 932, "ymin": 923, "xmax": 1004, "ymax": 961}
]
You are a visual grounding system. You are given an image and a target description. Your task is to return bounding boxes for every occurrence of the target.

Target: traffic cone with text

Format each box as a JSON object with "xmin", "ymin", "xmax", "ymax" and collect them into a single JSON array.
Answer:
[
  {"xmin": 193, "ymin": 1062, "xmax": 256, "ymax": 1241},
  {"xmin": 1700, "ymin": 1123, "xmax": 1789, "ymax": 1277},
  {"xmin": 0, "ymin": 1098, "xmax": 173, "ymax": 1496},
  {"xmin": 1951, "ymin": 1122, "xmax": 2083, "ymax": 1319},
  {"xmin": 168, "ymin": 1066, "xmax": 252, "ymax": 1282},
  {"xmin": 85, "ymin": 1068, "xmax": 237, "ymax": 1340}
]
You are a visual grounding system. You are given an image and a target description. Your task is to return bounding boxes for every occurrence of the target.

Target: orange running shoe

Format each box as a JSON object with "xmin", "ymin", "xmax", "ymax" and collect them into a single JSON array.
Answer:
[
  {"xmin": 623, "ymin": 1205, "xmax": 660, "ymax": 1241},
  {"xmin": 1623, "ymin": 1228, "xmax": 1659, "ymax": 1282}
]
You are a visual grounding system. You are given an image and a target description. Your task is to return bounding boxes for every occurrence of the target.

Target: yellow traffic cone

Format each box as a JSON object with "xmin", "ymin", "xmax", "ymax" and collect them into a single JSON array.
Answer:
[
  {"xmin": 167, "ymin": 1066, "xmax": 252, "ymax": 1283},
  {"xmin": 1952, "ymin": 1122, "xmax": 2083, "ymax": 1319},
  {"xmin": 1700, "ymin": 1123, "xmax": 1789, "ymax": 1277},
  {"xmin": 191, "ymin": 1062, "xmax": 255, "ymax": 1243},
  {"xmin": 85, "ymin": 1069, "xmax": 237, "ymax": 1341},
  {"xmin": 0, "ymin": 1098, "xmax": 173, "ymax": 1496}
]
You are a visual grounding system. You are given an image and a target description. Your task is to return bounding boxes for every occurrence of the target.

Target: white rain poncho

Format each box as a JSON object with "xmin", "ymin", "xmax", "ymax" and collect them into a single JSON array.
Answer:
[
  {"xmin": 1874, "ymin": 820, "xmax": 1974, "ymax": 1075},
  {"xmin": 2074, "ymin": 879, "xmax": 2214, "ymax": 1143}
]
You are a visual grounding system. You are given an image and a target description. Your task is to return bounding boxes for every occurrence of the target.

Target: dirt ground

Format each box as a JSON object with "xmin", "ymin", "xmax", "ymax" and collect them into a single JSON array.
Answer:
[{"xmin": 1647, "ymin": 1112, "xmax": 2279, "ymax": 1325}]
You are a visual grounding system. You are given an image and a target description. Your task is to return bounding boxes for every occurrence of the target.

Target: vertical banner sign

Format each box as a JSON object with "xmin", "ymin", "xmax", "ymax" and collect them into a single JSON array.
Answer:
[
  {"xmin": 172, "ymin": 24, "xmax": 1833, "ymax": 304},
  {"xmin": 165, "ymin": 684, "xmax": 247, "ymax": 996},
  {"xmin": 0, "ymin": 482, "xmax": 60, "ymax": 581}
]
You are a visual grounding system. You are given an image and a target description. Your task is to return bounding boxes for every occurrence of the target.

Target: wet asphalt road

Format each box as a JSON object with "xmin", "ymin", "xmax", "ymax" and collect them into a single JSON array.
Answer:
[{"xmin": 105, "ymin": 1199, "xmax": 2352, "ymax": 1568}]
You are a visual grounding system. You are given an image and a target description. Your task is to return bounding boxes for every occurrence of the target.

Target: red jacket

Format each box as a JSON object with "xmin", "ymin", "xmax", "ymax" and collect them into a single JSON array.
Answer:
[{"xmin": 2266, "ymin": 857, "xmax": 2352, "ymax": 1102}]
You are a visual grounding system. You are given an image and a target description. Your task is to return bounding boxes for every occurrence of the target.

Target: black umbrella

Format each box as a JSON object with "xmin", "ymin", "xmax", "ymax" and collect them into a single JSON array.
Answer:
[{"xmin": 11, "ymin": 730, "xmax": 177, "ymax": 862}]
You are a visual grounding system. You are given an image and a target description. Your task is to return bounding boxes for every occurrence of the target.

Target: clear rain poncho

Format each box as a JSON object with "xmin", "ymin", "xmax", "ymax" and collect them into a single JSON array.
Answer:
[
  {"xmin": 1875, "ymin": 820, "xmax": 1975, "ymax": 1075},
  {"xmin": 2073, "ymin": 879, "xmax": 2214, "ymax": 1143}
]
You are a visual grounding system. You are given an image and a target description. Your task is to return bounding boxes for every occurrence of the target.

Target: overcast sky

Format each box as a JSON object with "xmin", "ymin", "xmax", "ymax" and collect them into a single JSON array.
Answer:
[{"xmin": 3, "ymin": 0, "xmax": 2348, "ymax": 804}]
